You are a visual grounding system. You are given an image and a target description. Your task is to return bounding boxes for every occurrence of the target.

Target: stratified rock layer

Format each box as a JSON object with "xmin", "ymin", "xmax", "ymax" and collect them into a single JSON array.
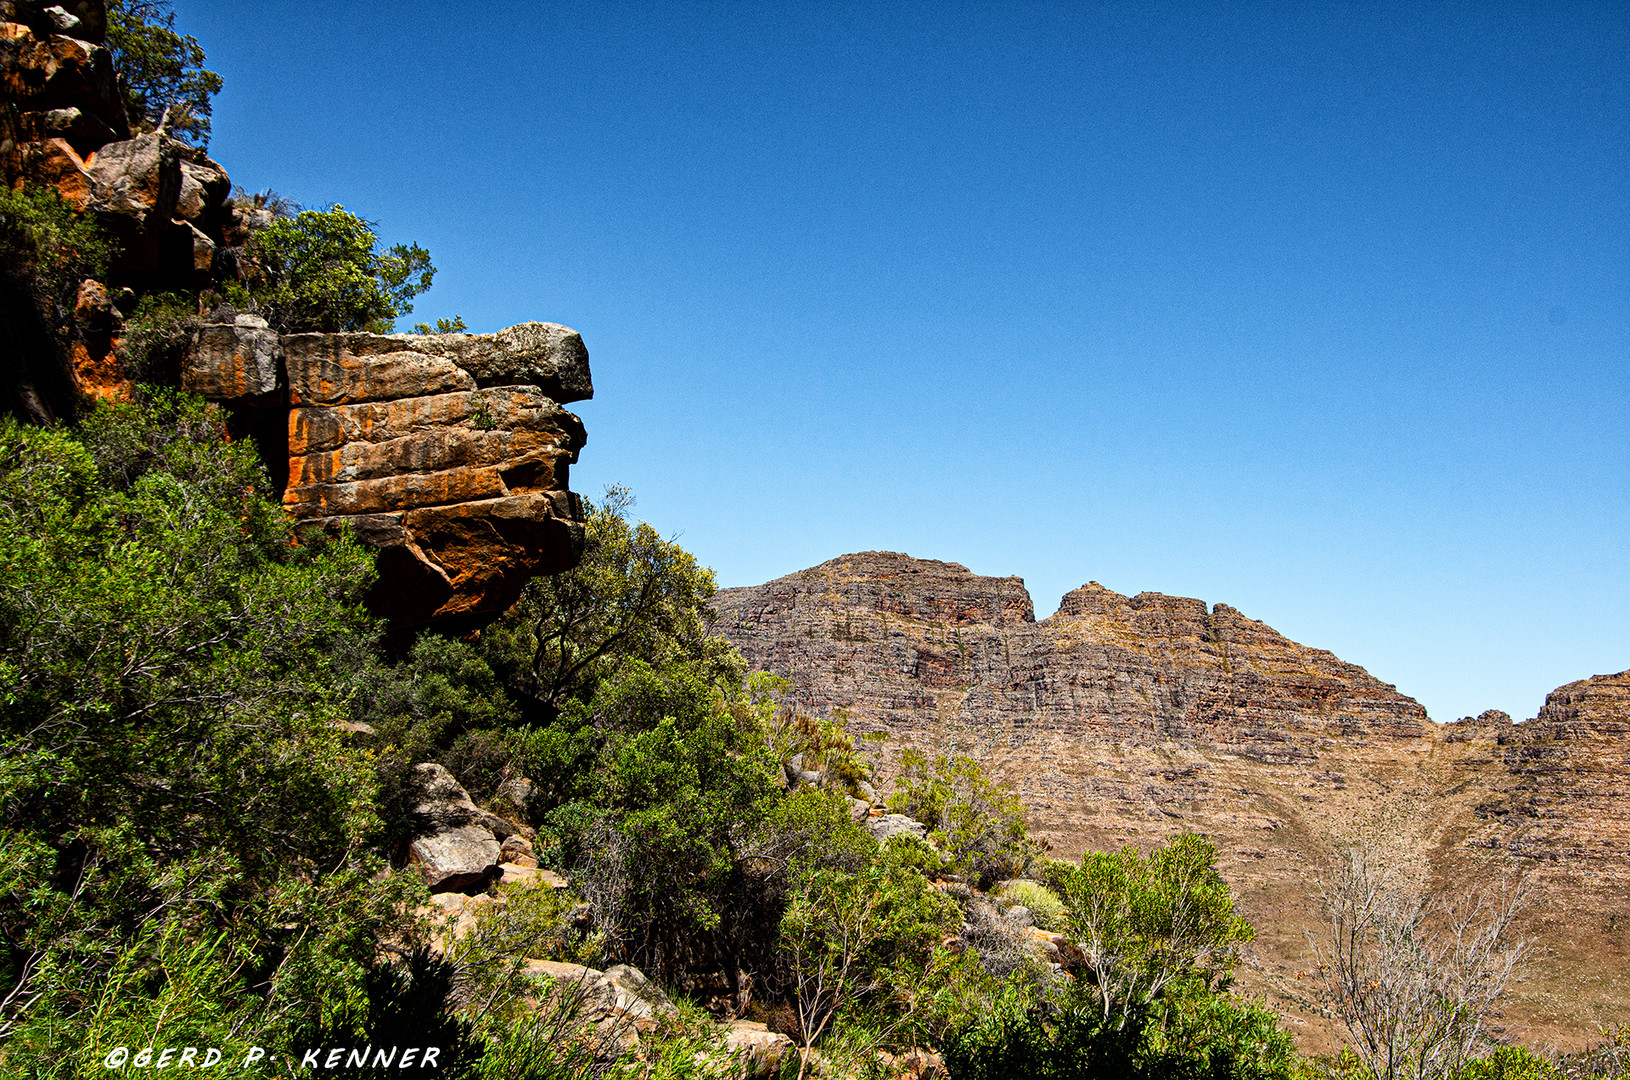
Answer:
[
  {"xmin": 713, "ymin": 551, "xmax": 1426, "ymax": 759},
  {"xmin": 190, "ymin": 321, "xmax": 592, "ymax": 627},
  {"xmin": 712, "ymin": 553, "xmax": 1630, "ymax": 1051}
]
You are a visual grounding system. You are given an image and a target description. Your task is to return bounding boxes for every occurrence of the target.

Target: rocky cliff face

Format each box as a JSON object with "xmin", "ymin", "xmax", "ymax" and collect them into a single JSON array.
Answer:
[
  {"xmin": 2, "ymin": 0, "xmax": 242, "ymax": 419},
  {"xmin": 186, "ymin": 315, "xmax": 592, "ymax": 626},
  {"xmin": 712, "ymin": 553, "xmax": 1630, "ymax": 1050},
  {"xmin": 3, "ymin": 0, "xmax": 592, "ymax": 624},
  {"xmin": 713, "ymin": 551, "xmax": 1426, "ymax": 761}
]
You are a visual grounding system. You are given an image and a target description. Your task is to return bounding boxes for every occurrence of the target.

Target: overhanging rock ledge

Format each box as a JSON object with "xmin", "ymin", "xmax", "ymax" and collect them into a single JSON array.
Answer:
[{"xmin": 185, "ymin": 318, "xmax": 592, "ymax": 626}]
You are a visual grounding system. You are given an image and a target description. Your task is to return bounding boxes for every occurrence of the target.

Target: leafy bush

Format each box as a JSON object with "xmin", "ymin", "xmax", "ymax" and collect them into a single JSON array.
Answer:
[
  {"xmin": 480, "ymin": 486, "xmax": 743, "ymax": 722},
  {"xmin": 888, "ymin": 750, "xmax": 1041, "ymax": 888},
  {"xmin": 229, "ymin": 204, "xmax": 434, "ymax": 333},
  {"xmin": 1052, "ymin": 833, "xmax": 1255, "ymax": 1029},
  {"xmin": 0, "ymin": 394, "xmax": 419, "ymax": 1072},
  {"xmin": 415, "ymin": 316, "xmax": 469, "ymax": 334},
  {"xmin": 0, "ymin": 183, "xmax": 109, "ymax": 310},
  {"xmin": 777, "ymin": 857, "xmax": 959, "ymax": 1053},
  {"xmin": 108, "ymin": 0, "xmax": 224, "ymax": 146},
  {"xmin": 118, "ymin": 290, "xmax": 200, "ymax": 383},
  {"xmin": 944, "ymin": 982, "xmax": 1300, "ymax": 1080},
  {"xmin": 1457, "ymin": 1046, "xmax": 1560, "ymax": 1080}
]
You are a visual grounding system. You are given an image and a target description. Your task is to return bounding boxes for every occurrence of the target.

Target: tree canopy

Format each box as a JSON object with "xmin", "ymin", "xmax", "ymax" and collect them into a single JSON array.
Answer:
[{"xmin": 107, "ymin": 0, "xmax": 223, "ymax": 147}]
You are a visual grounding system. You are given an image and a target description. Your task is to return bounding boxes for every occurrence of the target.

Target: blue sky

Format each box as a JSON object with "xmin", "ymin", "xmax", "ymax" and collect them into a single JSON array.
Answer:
[{"xmin": 177, "ymin": 1, "xmax": 1628, "ymax": 723}]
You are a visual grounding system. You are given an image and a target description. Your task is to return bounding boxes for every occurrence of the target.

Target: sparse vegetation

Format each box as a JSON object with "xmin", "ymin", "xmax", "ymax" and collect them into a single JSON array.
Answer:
[{"xmin": 1308, "ymin": 844, "xmax": 1530, "ymax": 1080}]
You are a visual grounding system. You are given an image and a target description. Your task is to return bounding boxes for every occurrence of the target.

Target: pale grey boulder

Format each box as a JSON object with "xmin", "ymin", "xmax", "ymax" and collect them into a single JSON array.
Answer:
[{"xmin": 406, "ymin": 763, "xmax": 501, "ymax": 894}]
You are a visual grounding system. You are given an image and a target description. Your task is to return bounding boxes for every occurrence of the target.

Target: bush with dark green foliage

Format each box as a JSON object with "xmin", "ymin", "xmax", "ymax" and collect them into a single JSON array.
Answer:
[
  {"xmin": 107, "ymin": 0, "xmax": 224, "ymax": 147},
  {"xmin": 117, "ymin": 290, "xmax": 200, "ymax": 383},
  {"xmin": 889, "ymin": 749, "xmax": 1042, "ymax": 888},
  {"xmin": 944, "ymin": 981, "xmax": 1300, "ymax": 1080},
  {"xmin": 228, "ymin": 205, "xmax": 434, "ymax": 333},
  {"xmin": 477, "ymin": 486, "xmax": 743, "ymax": 722},
  {"xmin": 0, "ymin": 183, "xmax": 109, "ymax": 312},
  {"xmin": 0, "ymin": 393, "xmax": 419, "ymax": 1075}
]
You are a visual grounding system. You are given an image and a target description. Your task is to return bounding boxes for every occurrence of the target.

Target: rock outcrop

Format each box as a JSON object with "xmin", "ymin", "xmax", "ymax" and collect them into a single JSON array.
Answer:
[
  {"xmin": 182, "ymin": 314, "xmax": 592, "ymax": 625},
  {"xmin": 1472, "ymin": 670, "xmax": 1630, "ymax": 876},
  {"xmin": 407, "ymin": 763, "xmax": 502, "ymax": 894},
  {"xmin": 4, "ymin": 1, "xmax": 245, "ymax": 418},
  {"xmin": 270, "ymin": 323, "xmax": 591, "ymax": 625},
  {"xmin": 712, "ymin": 551, "xmax": 1427, "ymax": 761}
]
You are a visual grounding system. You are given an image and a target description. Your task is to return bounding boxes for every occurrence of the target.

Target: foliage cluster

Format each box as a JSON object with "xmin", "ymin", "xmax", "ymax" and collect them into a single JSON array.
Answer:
[
  {"xmin": 0, "ymin": 184, "xmax": 109, "ymax": 315},
  {"xmin": 889, "ymin": 749, "xmax": 1042, "ymax": 888},
  {"xmin": 107, "ymin": 0, "xmax": 224, "ymax": 147},
  {"xmin": 0, "ymin": 394, "xmax": 416, "ymax": 1076},
  {"xmin": 226, "ymin": 204, "xmax": 434, "ymax": 334}
]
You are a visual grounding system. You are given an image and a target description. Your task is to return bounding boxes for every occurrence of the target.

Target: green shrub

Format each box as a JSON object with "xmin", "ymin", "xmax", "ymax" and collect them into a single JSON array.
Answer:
[
  {"xmin": 414, "ymin": 316, "xmax": 469, "ymax": 334},
  {"xmin": 944, "ymin": 983, "xmax": 1301, "ymax": 1080},
  {"xmin": 229, "ymin": 204, "xmax": 433, "ymax": 333},
  {"xmin": 119, "ymin": 290, "xmax": 200, "ymax": 383},
  {"xmin": 1457, "ymin": 1046, "xmax": 1560, "ymax": 1080},
  {"xmin": 0, "ymin": 183, "xmax": 109, "ymax": 312},
  {"xmin": 997, "ymin": 880, "xmax": 1068, "ymax": 932},
  {"xmin": 888, "ymin": 750, "xmax": 1042, "ymax": 888},
  {"xmin": 1052, "ymin": 833, "xmax": 1255, "ymax": 1029},
  {"xmin": 0, "ymin": 396, "xmax": 418, "ymax": 1073}
]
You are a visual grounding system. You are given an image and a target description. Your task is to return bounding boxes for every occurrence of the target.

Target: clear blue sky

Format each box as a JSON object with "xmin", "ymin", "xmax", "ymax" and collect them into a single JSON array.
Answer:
[{"xmin": 177, "ymin": 1, "xmax": 1628, "ymax": 724}]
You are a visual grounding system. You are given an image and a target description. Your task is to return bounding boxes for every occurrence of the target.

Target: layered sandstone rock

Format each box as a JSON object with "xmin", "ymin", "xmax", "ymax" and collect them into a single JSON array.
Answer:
[
  {"xmin": 1471, "ymin": 670, "xmax": 1630, "ymax": 873},
  {"xmin": 713, "ymin": 551, "xmax": 1426, "ymax": 761},
  {"xmin": 181, "ymin": 317, "xmax": 592, "ymax": 627}
]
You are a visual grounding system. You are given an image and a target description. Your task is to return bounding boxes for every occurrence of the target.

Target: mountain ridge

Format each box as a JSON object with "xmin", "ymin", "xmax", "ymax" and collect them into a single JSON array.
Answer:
[{"xmin": 711, "ymin": 550, "xmax": 1630, "ymax": 1051}]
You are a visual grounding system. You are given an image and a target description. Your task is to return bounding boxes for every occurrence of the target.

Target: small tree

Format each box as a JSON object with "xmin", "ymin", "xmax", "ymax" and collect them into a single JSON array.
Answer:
[
  {"xmin": 231, "ymin": 205, "xmax": 434, "ymax": 333},
  {"xmin": 888, "ymin": 750, "xmax": 1041, "ymax": 887},
  {"xmin": 482, "ymin": 486, "xmax": 742, "ymax": 721},
  {"xmin": 1053, "ymin": 833, "xmax": 1255, "ymax": 1029},
  {"xmin": 778, "ymin": 858, "xmax": 958, "ymax": 1079},
  {"xmin": 1307, "ymin": 846, "xmax": 1529, "ymax": 1080},
  {"xmin": 107, "ymin": 0, "xmax": 223, "ymax": 147}
]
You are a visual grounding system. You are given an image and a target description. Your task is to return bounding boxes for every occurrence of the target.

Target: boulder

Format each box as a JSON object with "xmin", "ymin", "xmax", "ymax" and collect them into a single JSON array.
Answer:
[
  {"xmin": 521, "ymin": 960, "xmax": 677, "ymax": 1054},
  {"xmin": 85, "ymin": 132, "xmax": 181, "ymax": 274},
  {"xmin": 493, "ymin": 775, "xmax": 536, "ymax": 814},
  {"xmin": 0, "ymin": 24, "xmax": 124, "ymax": 134},
  {"xmin": 177, "ymin": 314, "xmax": 591, "ymax": 627},
  {"xmin": 721, "ymin": 1020, "xmax": 792, "ymax": 1079},
  {"xmin": 413, "ymin": 321, "xmax": 593, "ymax": 404},
  {"xmin": 184, "ymin": 314, "xmax": 283, "ymax": 403},
  {"xmin": 846, "ymin": 796, "xmax": 871, "ymax": 824},
  {"xmin": 175, "ymin": 155, "xmax": 229, "ymax": 221},
  {"xmin": 500, "ymin": 834, "xmax": 537, "ymax": 867},
  {"xmin": 866, "ymin": 814, "xmax": 928, "ymax": 843},
  {"xmin": 18, "ymin": 134, "xmax": 92, "ymax": 206},
  {"xmin": 406, "ymin": 763, "xmax": 500, "ymax": 893}
]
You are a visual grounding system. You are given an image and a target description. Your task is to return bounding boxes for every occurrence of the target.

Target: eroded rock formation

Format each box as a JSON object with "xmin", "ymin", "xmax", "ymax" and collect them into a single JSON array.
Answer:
[
  {"xmin": 712, "ymin": 551, "xmax": 1427, "ymax": 761},
  {"xmin": 186, "ymin": 315, "xmax": 592, "ymax": 626},
  {"xmin": 3, "ymin": 0, "xmax": 239, "ymax": 418}
]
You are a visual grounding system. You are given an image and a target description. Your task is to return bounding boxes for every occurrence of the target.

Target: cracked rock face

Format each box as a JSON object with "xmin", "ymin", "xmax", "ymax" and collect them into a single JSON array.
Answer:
[
  {"xmin": 184, "ymin": 320, "xmax": 591, "ymax": 627},
  {"xmin": 711, "ymin": 551, "xmax": 1427, "ymax": 762}
]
